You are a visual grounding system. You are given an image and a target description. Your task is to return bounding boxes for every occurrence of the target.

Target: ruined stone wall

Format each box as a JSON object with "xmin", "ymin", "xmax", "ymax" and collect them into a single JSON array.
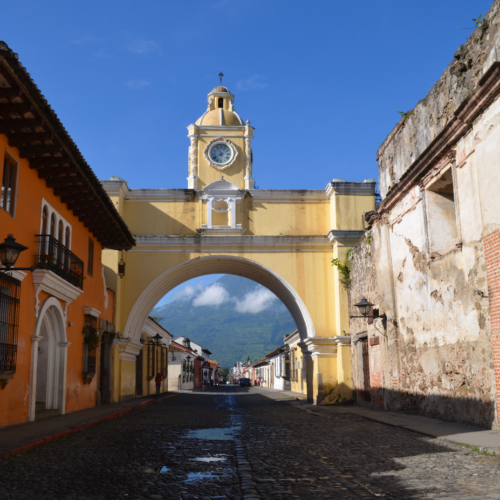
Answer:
[{"xmin": 378, "ymin": 2, "xmax": 500, "ymax": 197}]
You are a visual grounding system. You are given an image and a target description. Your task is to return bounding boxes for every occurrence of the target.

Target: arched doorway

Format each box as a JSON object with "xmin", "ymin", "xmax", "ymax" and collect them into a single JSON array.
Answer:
[
  {"xmin": 29, "ymin": 298, "xmax": 69, "ymax": 421},
  {"xmin": 123, "ymin": 255, "xmax": 315, "ymax": 344}
]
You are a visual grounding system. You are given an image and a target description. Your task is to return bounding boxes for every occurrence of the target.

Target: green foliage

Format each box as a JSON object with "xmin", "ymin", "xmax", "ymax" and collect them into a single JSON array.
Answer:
[
  {"xmin": 332, "ymin": 253, "xmax": 351, "ymax": 290},
  {"xmin": 473, "ymin": 14, "xmax": 482, "ymax": 27},
  {"xmin": 365, "ymin": 236, "xmax": 372, "ymax": 246},
  {"xmin": 397, "ymin": 110, "xmax": 415, "ymax": 119},
  {"xmin": 151, "ymin": 275, "xmax": 296, "ymax": 368}
]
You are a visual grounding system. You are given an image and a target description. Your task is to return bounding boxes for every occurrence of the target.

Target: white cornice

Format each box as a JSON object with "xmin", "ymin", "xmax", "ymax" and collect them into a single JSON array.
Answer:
[
  {"xmin": 83, "ymin": 307, "xmax": 101, "ymax": 318},
  {"xmin": 333, "ymin": 335, "xmax": 351, "ymax": 346},
  {"xmin": 32, "ymin": 270, "xmax": 84, "ymax": 318},
  {"xmin": 327, "ymin": 230, "xmax": 365, "ymax": 246},
  {"xmin": 325, "ymin": 180, "xmax": 376, "ymax": 199},
  {"xmin": 132, "ymin": 235, "xmax": 331, "ymax": 252},
  {"xmin": 100, "ymin": 180, "xmax": 129, "ymax": 199},
  {"xmin": 116, "ymin": 338, "xmax": 143, "ymax": 362},
  {"xmin": 298, "ymin": 337, "xmax": 339, "ymax": 360}
]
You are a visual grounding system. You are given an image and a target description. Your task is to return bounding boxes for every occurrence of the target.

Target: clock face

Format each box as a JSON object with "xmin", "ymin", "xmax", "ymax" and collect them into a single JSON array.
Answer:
[{"xmin": 210, "ymin": 143, "xmax": 232, "ymax": 164}]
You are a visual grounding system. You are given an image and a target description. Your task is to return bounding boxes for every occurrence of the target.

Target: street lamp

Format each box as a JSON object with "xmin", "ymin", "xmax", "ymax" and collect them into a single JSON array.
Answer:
[
  {"xmin": 0, "ymin": 234, "xmax": 35, "ymax": 273},
  {"xmin": 351, "ymin": 297, "xmax": 374, "ymax": 319},
  {"xmin": 151, "ymin": 333, "xmax": 163, "ymax": 346}
]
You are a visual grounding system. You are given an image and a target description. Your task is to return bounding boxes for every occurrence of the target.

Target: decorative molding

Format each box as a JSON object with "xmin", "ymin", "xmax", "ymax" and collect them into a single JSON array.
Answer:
[
  {"xmin": 327, "ymin": 230, "xmax": 365, "ymax": 246},
  {"xmin": 59, "ymin": 341, "xmax": 72, "ymax": 348},
  {"xmin": 298, "ymin": 337, "xmax": 339, "ymax": 360},
  {"xmin": 204, "ymin": 137, "xmax": 239, "ymax": 171},
  {"xmin": 83, "ymin": 307, "xmax": 101, "ymax": 318},
  {"xmin": 0, "ymin": 267, "xmax": 27, "ymax": 282},
  {"xmin": 32, "ymin": 270, "xmax": 83, "ymax": 318},
  {"xmin": 116, "ymin": 338, "xmax": 143, "ymax": 362}
]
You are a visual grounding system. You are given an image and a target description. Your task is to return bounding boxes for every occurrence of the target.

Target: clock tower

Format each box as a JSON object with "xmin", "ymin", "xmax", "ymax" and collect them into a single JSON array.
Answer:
[{"xmin": 187, "ymin": 85, "xmax": 254, "ymax": 191}]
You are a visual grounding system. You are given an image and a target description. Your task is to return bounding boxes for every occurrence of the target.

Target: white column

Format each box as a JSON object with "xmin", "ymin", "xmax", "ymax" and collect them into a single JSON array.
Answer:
[
  {"xmin": 207, "ymin": 198, "xmax": 213, "ymax": 228},
  {"xmin": 229, "ymin": 198, "xmax": 236, "ymax": 228}
]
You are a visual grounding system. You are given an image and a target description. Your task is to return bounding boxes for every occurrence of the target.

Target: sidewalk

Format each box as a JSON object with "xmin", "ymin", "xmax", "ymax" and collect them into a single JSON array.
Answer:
[
  {"xmin": 0, "ymin": 393, "xmax": 178, "ymax": 460},
  {"xmin": 255, "ymin": 386, "xmax": 307, "ymax": 401},
  {"xmin": 291, "ymin": 402, "xmax": 500, "ymax": 454}
]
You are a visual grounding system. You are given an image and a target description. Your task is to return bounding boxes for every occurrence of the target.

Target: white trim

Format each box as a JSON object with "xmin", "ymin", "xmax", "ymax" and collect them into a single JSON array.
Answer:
[
  {"xmin": 143, "ymin": 317, "xmax": 173, "ymax": 340},
  {"xmin": 40, "ymin": 198, "xmax": 72, "ymax": 251},
  {"xmin": 32, "ymin": 270, "xmax": 84, "ymax": 318},
  {"xmin": 122, "ymin": 255, "xmax": 316, "ymax": 344},
  {"xmin": 325, "ymin": 180, "xmax": 376, "ymax": 198},
  {"xmin": 129, "ymin": 248, "xmax": 330, "ymax": 253},
  {"xmin": 327, "ymin": 230, "xmax": 365, "ymax": 245},
  {"xmin": 28, "ymin": 297, "xmax": 68, "ymax": 422},
  {"xmin": 250, "ymin": 190, "xmax": 328, "ymax": 203},
  {"xmin": 83, "ymin": 307, "xmax": 101, "ymax": 318}
]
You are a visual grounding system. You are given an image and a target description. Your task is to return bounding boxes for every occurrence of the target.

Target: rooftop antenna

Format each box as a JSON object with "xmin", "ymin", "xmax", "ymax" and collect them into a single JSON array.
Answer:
[{"xmin": 218, "ymin": 72, "xmax": 224, "ymax": 86}]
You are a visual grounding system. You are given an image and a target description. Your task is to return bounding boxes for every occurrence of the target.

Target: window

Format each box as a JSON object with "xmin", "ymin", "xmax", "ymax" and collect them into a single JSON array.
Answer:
[
  {"xmin": 82, "ymin": 314, "xmax": 97, "ymax": 381},
  {"xmin": 218, "ymin": 97, "xmax": 224, "ymax": 108},
  {"xmin": 0, "ymin": 274, "xmax": 20, "ymax": 374},
  {"xmin": 88, "ymin": 238, "xmax": 94, "ymax": 277},
  {"xmin": 1, "ymin": 154, "xmax": 18, "ymax": 216},
  {"xmin": 426, "ymin": 168, "xmax": 460, "ymax": 255},
  {"xmin": 41, "ymin": 206, "xmax": 48, "ymax": 234},
  {"xmin": 50, "ymin": 214, "xmax": 55, "ymax": 237}
]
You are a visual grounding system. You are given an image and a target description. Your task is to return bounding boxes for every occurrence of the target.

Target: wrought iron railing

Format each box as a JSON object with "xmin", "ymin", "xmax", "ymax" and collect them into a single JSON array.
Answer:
[
  {"xmin": 0, "ymin": 274, "xmax": 20, "ymax": 373},
  {"xmin": 35, "ymin": 235, "xmax": 85, "ymax": 289}
]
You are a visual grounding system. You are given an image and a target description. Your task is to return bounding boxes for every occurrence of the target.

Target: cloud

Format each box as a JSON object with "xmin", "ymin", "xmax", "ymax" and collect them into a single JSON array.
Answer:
[
  {"xmin": 236, "ymin": 75, "xmax": 268, "ymax": 91},
  {"xmin": 126, "ymin": 79, "xmax": 150, "ymax": 89},
  {"xmin": 192, "ymin": 283, "xmax": 229, "ymax": 307},
  {"xmin": 234, "ymin": 288, "xmax": 277, "ymax": 314},
  {"xmin": 125, "ymin": 38, "xmax": 162, "ymax": 55}
]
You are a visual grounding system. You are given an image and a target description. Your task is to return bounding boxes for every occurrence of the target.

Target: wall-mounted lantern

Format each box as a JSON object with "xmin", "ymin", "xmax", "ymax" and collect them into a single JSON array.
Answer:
[
  {"xmin": 118, "ymin": 259, "xmax": 126, "ymax": 278},
  {"xmin": 0, "ymin": 234, "xmax": 35, "ymax": 274},
  {"xmin": 350, "ymin": 297, "xmax": 374, "ymax": 319}
]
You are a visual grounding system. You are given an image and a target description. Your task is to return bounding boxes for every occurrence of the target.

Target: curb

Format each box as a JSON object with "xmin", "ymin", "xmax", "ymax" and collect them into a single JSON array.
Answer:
[{"xmin": 1, "ymin": 394, "xmax": 178, "ymax": 460}]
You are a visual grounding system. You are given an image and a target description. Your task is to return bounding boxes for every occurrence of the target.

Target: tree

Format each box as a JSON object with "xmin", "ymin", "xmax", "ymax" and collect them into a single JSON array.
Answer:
[{"xmin": 219, "ymin": 367, "xmax": 229, "ymax": 381}]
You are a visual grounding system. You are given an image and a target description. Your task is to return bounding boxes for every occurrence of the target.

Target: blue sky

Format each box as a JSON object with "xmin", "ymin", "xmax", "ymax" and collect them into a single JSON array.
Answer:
[{"xmin": 1, "ymin": 1, "xmax": 492, "ymax": 191}]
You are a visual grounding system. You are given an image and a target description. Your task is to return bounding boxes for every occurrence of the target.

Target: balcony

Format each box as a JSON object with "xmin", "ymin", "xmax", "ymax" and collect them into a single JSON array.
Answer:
[{"xmin": 35, "ymin": 235, "xmax": 84, "ymax": 290}]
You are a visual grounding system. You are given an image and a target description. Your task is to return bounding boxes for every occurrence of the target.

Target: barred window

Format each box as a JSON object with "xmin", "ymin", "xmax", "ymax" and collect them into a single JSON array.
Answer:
[{"xmin": 0, "ymin": 274, "xmax": 20, "ymax": 373}]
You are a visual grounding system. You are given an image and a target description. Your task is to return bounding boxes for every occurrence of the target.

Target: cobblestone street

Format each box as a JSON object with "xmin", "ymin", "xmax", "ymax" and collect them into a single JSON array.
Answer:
[{"xmin": 1, "ymin": 389, "xmax": 499, "ymax": 499}]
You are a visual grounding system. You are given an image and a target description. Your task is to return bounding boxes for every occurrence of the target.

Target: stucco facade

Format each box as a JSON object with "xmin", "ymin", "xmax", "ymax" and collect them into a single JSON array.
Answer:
[{"xmin": 102, "ymin": 85, "xmax": 375, "ymax": 404}]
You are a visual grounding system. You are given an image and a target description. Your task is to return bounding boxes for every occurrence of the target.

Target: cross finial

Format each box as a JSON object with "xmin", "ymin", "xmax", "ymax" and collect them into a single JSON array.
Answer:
[{"xmin": 218, "ymin": 72, "xmax": 224, "ymax": 85}]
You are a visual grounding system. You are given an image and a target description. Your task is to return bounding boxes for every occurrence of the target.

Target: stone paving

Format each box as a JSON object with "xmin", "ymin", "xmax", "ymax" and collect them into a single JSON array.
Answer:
[{"xmin": 0, "ymin": 388, "xmax": 499, "ymax": 499}]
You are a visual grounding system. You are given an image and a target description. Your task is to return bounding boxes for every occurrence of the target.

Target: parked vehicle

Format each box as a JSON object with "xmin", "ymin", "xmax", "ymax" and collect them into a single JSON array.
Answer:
[{"xmin": 239, "ymin": 378, "xmax": 252, "ymax": 387}]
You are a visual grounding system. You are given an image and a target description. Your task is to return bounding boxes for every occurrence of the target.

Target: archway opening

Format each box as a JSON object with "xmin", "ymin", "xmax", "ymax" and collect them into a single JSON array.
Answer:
[{"xmin": 124, "ymin": 256, "xmax": 315, "ymax": 396}]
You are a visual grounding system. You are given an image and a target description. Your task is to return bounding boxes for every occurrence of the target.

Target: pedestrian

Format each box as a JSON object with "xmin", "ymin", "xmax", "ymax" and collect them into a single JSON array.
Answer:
[{"xmin": 155, "ymin": 372, "xmax": 162, "ymax": 395}]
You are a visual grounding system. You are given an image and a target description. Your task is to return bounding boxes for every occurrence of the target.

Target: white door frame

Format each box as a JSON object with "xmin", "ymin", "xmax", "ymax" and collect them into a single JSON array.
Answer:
[{"xmin": 29, "ymin": 297, "xmax": 70, "ymax": 422}]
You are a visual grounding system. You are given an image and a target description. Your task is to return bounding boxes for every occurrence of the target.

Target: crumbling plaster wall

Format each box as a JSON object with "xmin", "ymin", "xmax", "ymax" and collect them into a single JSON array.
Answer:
[
  {"xmin": 349, "ymin": 175, "xmax": 496, "ymax": 427},
  {"xmin": 378, "ymin": 2, "xmax": 500, "ymax": 198}
]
